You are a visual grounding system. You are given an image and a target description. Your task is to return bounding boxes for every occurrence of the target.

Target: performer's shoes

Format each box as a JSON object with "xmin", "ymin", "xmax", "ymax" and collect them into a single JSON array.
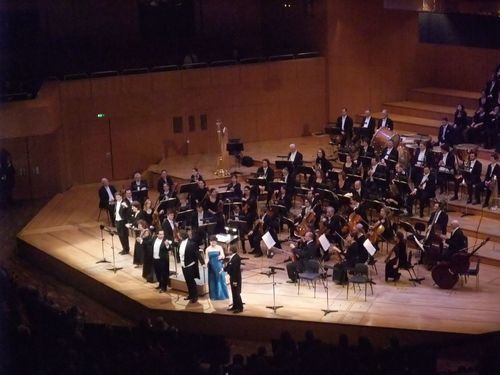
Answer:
[
  {"xmin": 119, "ymin": 251, "xmax": 129, "ymax": 255},
  {"xmin": 227, "ymin": 307, "xmax": 235, "ymax": 311},
  {"xmin": 155, "ymin": 286, "xmax": 161, "ymax": 290},
  {"xmin": 286, "ymin": 280, "xmax": 297, "ymax": 284},
  {"xmin": 232, "ymin": 308, "xmax": 243, "ymax": 314},
  {"xmin": 254, "ymin": 253, "xmax": 263, "ymax": 258},
  {"xmin": 189, "ymin": 298, "xmax": 198, "ymax": 304},
  {"xmin": 159, "ymin": 289, "xmax": 166, "ymax": 294},
  {"xmin": 267, "ymin": 252, "xmax": 274, "ymax": 259},
  {"xmin": 183, "ymin": 296, "xmax": 191, "ymax": 300},
  {"xmin": 450, "ymin": 196, "xmax": 458, "ymax": 201},
  {"xmin": 284, "ymin": 257, "xmax": 292, "ymax": 263}
]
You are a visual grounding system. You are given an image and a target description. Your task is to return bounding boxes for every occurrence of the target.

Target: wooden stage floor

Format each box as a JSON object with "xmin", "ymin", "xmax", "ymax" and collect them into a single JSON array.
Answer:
[{"xmin": 17, "ymin": 136, "xmax": 500, "ymax": 343}]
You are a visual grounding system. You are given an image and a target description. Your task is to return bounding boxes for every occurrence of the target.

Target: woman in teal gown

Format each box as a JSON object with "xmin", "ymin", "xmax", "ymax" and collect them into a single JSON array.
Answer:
[{"xmin": 205, "ymin": 236, "xmax": 229, "ymax": 300}]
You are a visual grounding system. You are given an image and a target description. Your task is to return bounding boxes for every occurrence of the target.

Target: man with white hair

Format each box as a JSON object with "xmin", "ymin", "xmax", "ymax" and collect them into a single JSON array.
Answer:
[
  {"xmin": 443, "ymin": 220, "xmax": 468, "ymax": 260},
  {"xmin": 287, "ymin": 143, "xmax": 303, "ymax": 171},
  {"xmin": 360, "ymin": 109, "xmax": 376, "ymax": 140},
  {"xmin": 130, "ymin": 172, "xmax": 148, "ymax": 205},
  {"xmin": 377, "ymin": 109, "xmax": 394, "ymax": 130},
  {"xmin": 98, "ymin": 178, "xmax": 117, "ymax": 224}
]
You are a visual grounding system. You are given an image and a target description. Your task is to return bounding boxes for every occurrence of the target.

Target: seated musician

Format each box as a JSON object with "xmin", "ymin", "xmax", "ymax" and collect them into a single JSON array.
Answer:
[
  {"xmin": 384, "ymin": 231, "xmax": 408, "ymax": 282},
  {"xmin": 463, "ymin": 106, "xmax": 487, "ymax": 144},
  {"xmin": 229, "ymin": 204, "xmax": 249, "ymax": 253},
  {"xmin": 366, "ymin": 157, "xmax": 388, "ymax": 196},
  {"xmin": 291, "ymin": 198, "xmax": 315, "ymax": 238},
  {"xmin": 263, "ymin": 207, "xmax": 281, "ymax": 257},
  {"xmin": 380, "ymin": 139, "xmax": 399, "ymax": 170},
  {"xmin": 351, "ymin": 180, "xmax": 366, "ymax": 201},
  {"xmin": 191, "ymin": 179, "xmax": 208, "ymax": 207},
  {"xmin": 308, "ymin": 169, "xmax": 327, "ymax": 190},
  {"xmin": 226, "ymin": 173, "xmax": 242, "ymax": 201},
  {"xmin": 204, "ymin": 188, "xmax": 224, "ymax": 232},
  {"xmin": 438, "ymin": 117, "xmax": 455, "ymax": 147},
  {"xmin": 437, "ymin": 144, "xmax": 455, "ymax": 195},
  {"xmin": 482, "ymin": 153, "xmax": 500, "ymax": 208},
  {"xmin": 256, "ymin": 158, "xmax": 274, "ymax": 182},
  {"xmin": 178, "ymin": 194, "xmax": 191, "ymax": 212},
  {"xmin": 273, "ymin": 185, "xmax": 292, "ymax": 213},
  {"xmin": 192, "ymin": 204, "xmax": 212, "ymax": 246},
  {"xmin": 321, "ymin": 206, "xmax": 343, "ymax": 244},
  {"xmin": 464, "ymin": 151, "xmax": 483, "ymax": 205},
  {"xmin": 443, "ymin": 220, "xmax": 468, "ymax": 261},
  {"xmin": 335, "ymin": 107, "xmax": 353, "ymax": 146},
  {"xmin": 286, "ymin": 232, "xmax": 318, "ymax": 284},
  {"xmin": 349, "ymin": 197, "xmax": 369, "ymax": 232},
  {"xmin": 242, "ymin": 185, "xmax": 257, "ymax": 213},
  {"xmin": 157, "ymin": 170, "xmax": 174, "ymax": 195},
  {"xmin": 315, "ymin": 148, "xmax": 333, "ymax": 172},
  {"xmin": 331, "ymin": 224, "xmax": 369, "ymax": 284},
  {"xmin": 411, "ymin": 142, "xmax": 432, "ymax": 183},
  {"xmin": 190, "ymin": 167, "xmax": 203, "ymax": 183},
  {"xmin": 281, "ymin": 166, "xmax": 295, "ymax": 193},
  {"xmin": 358, "ymin": 137, "xmax": 375, "ymax": 160},
  {"xmin": 130, "ymin": 172, "xmax": 148, "ymax": 205},
  {"xmin": 427, "ymin": 201, "xmax": 448, "ymax": 236},
  {"xmin": 159, "ymin": 182, "xmax": 176, "ymax": 202},
  {"xmin": 342, "ymin": 154, "xmax": 361, "ymax": 191},
  {"xmin": 408, "ymin": 166, "xmax": 435, "ymax": 217},
  {"xmin": 371, "ymin": 207, "xmax": 394, "ymax": 245}
]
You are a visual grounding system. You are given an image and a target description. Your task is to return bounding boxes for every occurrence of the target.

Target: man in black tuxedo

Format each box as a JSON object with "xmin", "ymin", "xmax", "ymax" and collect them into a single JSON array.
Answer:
[
  {"xmin": 351, "ymin": 180, "xmax": 366, "ymax": 201},
  {"xmin": 427, "ymin": 201, "xmax": 448, "ymax": 235},
  {"xmin": 179, "ymin": 230, "xmax": 204, "ymax": 303},
  {"xmin": 224, "ymin": 245, "xmax": 243, "ymax": 313},
  {"xmin": 286, "ymin": 232, "xmax": 318, "ymax": 283},
  {"xmin": 287, "ymin": 143, "xmax": 303, "ymax": 172},
  {"xmin": 380, "ymin": 139, "xmax": 399, "ymax": 170},
  {"xmin": 336, "ymin": 107, "xmax": 353, "ymax": 145},
  {"xmin": 465, "ymin": 152, "xmax": 483, "ymax": 205},
  {"xmin": 256, "ymin": 158, "xmax": 274, "ymax": 182},
  {"xmin": 377, "ymin": 109, "xmax": 394, "ymax": 130},
  {"xmin": 408, "ymin": 166, "xmax": 436, "ymax": 217},
  {"xmin": 281, "ymin": 167, "xmax": 295, "ymax": 194},
  {"xmin": 482, "ymin": 153, "xmax": 500, "ymax": 207},
  {"xmin": 359, "ymin": 109, "xmax": 376, "ymax": 140},
  {"xmin": 98, "ymin": 178, "xmax": 117, "ymax": 224},
  {"xmin": 114, "ymin": 192, "xmax": 131, "ymax": 254},
  {"xmin": 438, "ymin": 117, "xmax": 454, "ymax": 146},
  {"xmin": 130, "ymin": 172, "xmax": 148, "ymax": 205},
  {"xmin": 437, "ymin": 144, "xmax": 455, "ymax": 195},
  {"xmin": 152, "ymin": 230, "xmax": 170, "ymax": 293},
  {"xmin": 443, "ymin": 220, "xmax": 468, "ymax": 260}
]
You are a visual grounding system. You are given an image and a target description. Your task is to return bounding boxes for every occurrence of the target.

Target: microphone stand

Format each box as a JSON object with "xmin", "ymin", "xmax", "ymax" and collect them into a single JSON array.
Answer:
[
  {"xmin": 103, "ymin": 226, "xmax": 122, "ymax": 273},
  {"xmin": 261, "ymin": 266, "xmax": 284, "ymax": 313},
  {"xmin": 321, "ymin": 265, "xmax": 338, "ymax": 316},
  {"xmin": 96, "ymin": 225, "xmax": 111, "ymax": 264}
]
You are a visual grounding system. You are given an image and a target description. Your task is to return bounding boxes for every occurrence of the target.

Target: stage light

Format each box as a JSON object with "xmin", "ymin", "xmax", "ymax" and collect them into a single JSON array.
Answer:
[{"xmin": 97, "ymin": 113, "xmax": 106, "ymax": 118}]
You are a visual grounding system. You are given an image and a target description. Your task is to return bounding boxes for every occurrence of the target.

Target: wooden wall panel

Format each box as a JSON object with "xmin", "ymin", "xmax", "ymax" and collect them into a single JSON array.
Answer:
[{"xmin": 90, "ymin": 76, "xmax": 122, "ymax": 97}]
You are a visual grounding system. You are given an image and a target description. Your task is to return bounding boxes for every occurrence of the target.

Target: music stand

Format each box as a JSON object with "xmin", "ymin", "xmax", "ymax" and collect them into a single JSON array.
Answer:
[
  {"xmin": 261, "ymin": 266, "xmax": 285, "ymax": 313},
  {"xmin": 102, "ymin": 226, "xmax": 122, "ymax": 273},
  {"xmin": 317, "ymin": 188, "xmax": 338, "ymax": 204},
  {"xmin": 97, "ymin": 225, "xmax": 111, "ymax": 264},
  {"xmin": 179, "ymin": 182, "xmax": 198, "ymax": 195},
  {"xmin": 157, "ymin": 198, "xmax": 178, "ymax": 214},
  {"xmin": 275, "ymin": 160, "xmax": 293, "ymax": 171},
  {"xmin": 176, "ymin": 209, "xmax": 194, "ymax": 229},
  {"xmin": 199, "ymin": 221, "xmax": 217, "ymax": 245},
  {"xmin": 325, "ymin": 126, "xmax": 341, "ymax": 136},
  {"xmin": 248, "ymin": 177, "xmax": 267, "ymax": 187},
  {"xmin": 296, "ymin": 166, "xmax": 315, "ymax": 176},
  {"xmin": 227, "ymin": 219, "xmax": 248, "ymax": 251},
  {"xmin": 321, "ymin": 265, "xmax": 339, "ymax": 316},
  {"xmin": 132, "ymin": 188, "xmax": 148, "ymax": 204},
  {"xmin": 359, "ymin": 156, "xmax": 372, "ymax": 168},
  {"xmin": 269, "ymin": 181, "xmax": 286, "ymax": 193}
]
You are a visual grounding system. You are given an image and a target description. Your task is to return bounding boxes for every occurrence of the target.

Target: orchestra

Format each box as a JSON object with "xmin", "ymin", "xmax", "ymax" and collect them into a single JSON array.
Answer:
[{"xmin": 98, "ymin": 123, "xmax": 499, "ymax": 294}]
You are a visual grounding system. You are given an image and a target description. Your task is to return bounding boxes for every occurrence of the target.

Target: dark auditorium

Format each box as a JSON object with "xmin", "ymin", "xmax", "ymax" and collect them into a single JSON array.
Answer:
[{"xmin": 2, "ymin": 1, "xmax": 500, "ymax": 374}]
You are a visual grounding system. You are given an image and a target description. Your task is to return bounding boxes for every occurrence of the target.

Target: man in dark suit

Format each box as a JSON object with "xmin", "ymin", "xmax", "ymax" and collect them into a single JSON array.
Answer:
[
  {"xmin": 114, "ymin": 192, "xmax": 131, "ymax": 254},
  {"xmin": 286, "ymin": 232, "xmax": 318, "ymax": 283},
  {"xmin": 427, "ymin": 201, "xmax": 448, "ymax": 235},
  {"xmin": 224, "ymin": 245, "xmax": 243, "ymax": 313},
  {"xmin": 377, "ymin": 109, "xmax": 394, "ymax": 130},
  {"xmin": 444, "ymin": 220, "xmax": 468, "ymax": 260},
  {"xmin": 408, "ymin": 166, "xmax": 436, "ymax": 217},
  {"xmin": 287, "ymin": 143, "xmax": 303, "ymax": 172},
  {"xmin": 130, "ymin": 172, "xmax": 148, "ymax": 205},
  {"xmin": 438, "ymin": 117, "xmax": 455, "ymax": 146},
  {"xmin": 359, "ymin": 109, "xmax": 376, "ymax": 140},
  {"xmin": 465, "ymin": 152, "xmax": 482, "ymax": 205},
  {"xmin": 152, "ymin": 230, "xmax": 170, "ymax": 293},
  {"xmin": 436, "ymin": 144, "xmax": 455, "ymax": 195},
  {"xmin": 482, "ymin": 153, "xmax": 500, "ymax": 207},
  {"xmin": 351, "ymin": 180, "xmax": 366, "ymax": 201},
  {"xmin": 380, "ymin": 139, "xmax": 399, "ymax": 170},
  {"xmin": 98, "ymin": 178, "xmax": 117, "ymax": 224},
  {"xmin": 179, "ymin": 229, "xmax": 204, "ymax": 303},
  {"xmin": 256, "ymin": 159, "xmax": 274, "ymax": 182},
  {"xmin": 336, "ymin": 107, "xmax": 353, "ymax": 145}
]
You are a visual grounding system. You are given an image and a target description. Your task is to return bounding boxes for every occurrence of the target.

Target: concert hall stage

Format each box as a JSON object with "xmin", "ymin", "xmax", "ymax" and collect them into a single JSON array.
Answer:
[{"xmin": 17, "ymin": 136, "xmax": 500, "ymax": 345}]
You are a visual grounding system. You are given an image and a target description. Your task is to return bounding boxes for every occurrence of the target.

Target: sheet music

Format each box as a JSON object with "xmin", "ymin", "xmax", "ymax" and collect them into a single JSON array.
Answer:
[
  {"xmin": 318, "ymin": 234, "xmax": 330, "ymax": 251},
  {"xmin": 363, "ymin": 239, "xmax": 377, "ymax": 256},
  {"xmin": 262, "ymin": 231, "xmax": 276, "ymax": 250}
]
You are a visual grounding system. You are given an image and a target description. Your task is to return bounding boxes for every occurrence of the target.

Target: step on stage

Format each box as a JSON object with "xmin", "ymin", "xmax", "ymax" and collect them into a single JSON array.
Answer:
[{"xmin": 17, "ymin": 136, "xmax": 500, "ymax": 346}]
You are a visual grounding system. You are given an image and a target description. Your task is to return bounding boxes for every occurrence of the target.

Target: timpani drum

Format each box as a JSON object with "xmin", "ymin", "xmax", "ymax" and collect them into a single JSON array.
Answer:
[
  {"xmin": 455, "ymin": 144, "xmax": 478, "ymax": 162},
  {"xmin": 371, "ymin": 128, "xmax": 400, "ymax": 151}
]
